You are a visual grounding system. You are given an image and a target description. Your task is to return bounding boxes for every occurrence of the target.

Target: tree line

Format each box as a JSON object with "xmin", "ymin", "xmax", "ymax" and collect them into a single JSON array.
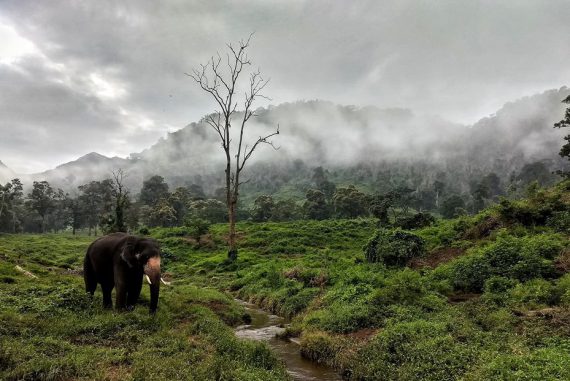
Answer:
[{"xmin": 0, "ymin": 159, "xmax": 559, "ymax": 236}]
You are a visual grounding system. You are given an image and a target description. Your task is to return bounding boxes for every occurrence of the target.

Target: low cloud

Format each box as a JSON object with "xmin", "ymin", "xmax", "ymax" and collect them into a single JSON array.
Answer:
[{"xmin": 0, "ymin": 0, "xmax": 569, "ymax": 173}]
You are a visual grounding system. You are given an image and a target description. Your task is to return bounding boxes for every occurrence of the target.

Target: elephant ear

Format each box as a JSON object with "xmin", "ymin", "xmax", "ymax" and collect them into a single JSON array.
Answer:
[{"xmin": 120, "ymin": 236, "xmax": 141, "ymax": 268}]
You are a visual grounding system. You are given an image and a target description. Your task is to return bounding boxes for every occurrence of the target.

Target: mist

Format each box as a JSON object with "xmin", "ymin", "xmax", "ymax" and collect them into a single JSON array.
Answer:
[{"xmin": 2, "ymin": 86, "xmax": 564, "ymax": 199}]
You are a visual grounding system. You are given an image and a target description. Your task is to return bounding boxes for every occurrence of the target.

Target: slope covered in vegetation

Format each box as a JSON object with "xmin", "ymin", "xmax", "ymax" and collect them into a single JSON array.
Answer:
[
  {"xmin": 160, "ymin": 181, "xmax": 570, "ymax": 380},
  {"xmin": 1, "ymin": 181, "xmax": 569, "ymax": 380}
]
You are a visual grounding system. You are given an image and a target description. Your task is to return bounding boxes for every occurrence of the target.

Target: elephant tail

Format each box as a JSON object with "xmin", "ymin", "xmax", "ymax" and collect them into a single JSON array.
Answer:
[{"xmin": 84, "ymin": 252, "xmax": 97, "ymax": 295}]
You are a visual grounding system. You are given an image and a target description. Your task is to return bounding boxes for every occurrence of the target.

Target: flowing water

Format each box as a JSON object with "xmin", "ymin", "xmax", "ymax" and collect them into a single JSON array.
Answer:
[{"xmin": 235, "ymin": 300, "xmax": 342, "ymax": 381}]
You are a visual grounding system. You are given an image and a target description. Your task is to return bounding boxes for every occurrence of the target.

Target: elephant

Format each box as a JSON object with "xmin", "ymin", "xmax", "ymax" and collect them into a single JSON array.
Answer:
[{"xmin": 83, "ymin": 232, "xmax": 168, "ymax": 313}]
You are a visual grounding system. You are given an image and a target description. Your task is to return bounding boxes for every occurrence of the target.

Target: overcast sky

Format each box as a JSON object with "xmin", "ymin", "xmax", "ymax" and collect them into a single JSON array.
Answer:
[{"xmin": 0, "ymin": 0, "xmax": 569, "ymax": 173}]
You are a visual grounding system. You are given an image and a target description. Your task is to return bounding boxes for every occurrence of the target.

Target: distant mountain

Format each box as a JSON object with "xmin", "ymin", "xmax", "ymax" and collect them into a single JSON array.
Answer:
[
  {"xmin": 33, "ymin": 152, "xmax": 133, "ymax": 190},
  {"xmin": 9, "ymin": 87, "xmax": 569, "ymax": 196}
]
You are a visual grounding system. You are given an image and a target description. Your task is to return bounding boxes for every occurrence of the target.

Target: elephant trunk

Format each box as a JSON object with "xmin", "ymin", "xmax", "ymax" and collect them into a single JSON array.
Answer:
[{"xmin": 144, "ymin": 257, "xmax": 161, "ymax": 313}]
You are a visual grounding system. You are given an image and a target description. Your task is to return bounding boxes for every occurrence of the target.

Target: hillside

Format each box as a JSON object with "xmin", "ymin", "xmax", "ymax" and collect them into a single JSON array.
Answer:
[
  {"xmin": 3, "ymin": 87, "xmax": 568, "ymax": 197},
  {"xmin": 1, "ymin": 180, "xmax": 569, "ymax": 379}
]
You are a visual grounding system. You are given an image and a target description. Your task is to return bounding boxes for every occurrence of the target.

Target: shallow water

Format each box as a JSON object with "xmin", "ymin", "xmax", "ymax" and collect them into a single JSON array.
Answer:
[{"xmin": 235, "ymin": 300, "xmax": 342, "ymax": 381}]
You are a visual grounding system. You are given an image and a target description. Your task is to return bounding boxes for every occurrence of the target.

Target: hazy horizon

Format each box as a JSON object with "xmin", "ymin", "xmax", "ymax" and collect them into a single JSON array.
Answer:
[{"xmin": 1, "ymin": 1, "xmax": 569, "ymax": 173}]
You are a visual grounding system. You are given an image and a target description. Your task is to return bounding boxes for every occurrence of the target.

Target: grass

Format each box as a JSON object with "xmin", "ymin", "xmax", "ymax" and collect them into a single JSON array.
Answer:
[
  {"xmin": 0, "ymin": 234, "xmax": 288, "ymax": 381},
  {"xmin": 1, "ymin": 181, "xmax": 570, "ymax": 380}
]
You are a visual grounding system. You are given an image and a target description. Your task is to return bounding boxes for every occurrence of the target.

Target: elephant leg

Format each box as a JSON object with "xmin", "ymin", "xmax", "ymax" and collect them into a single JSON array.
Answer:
[
  {"xmin": 101, "ymin": 282, "xmax": 114, "ymax": 309},
  {"xmin": 127, "ymin": 270, "xmax": 143, "ymax": 307},
  {"xmin": 83, "ymin": 255, "xmax": 97, "ymax": 296},
  {"xmin": 115, "ymin": 280, "xmax": 128, "ymax": 311}
]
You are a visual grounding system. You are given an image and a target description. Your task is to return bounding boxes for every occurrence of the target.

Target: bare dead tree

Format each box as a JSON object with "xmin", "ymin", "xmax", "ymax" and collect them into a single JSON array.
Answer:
[
  {"xmin": 111, "ymin": 169, "xmax": 130, "ymax": 233},
  {"xmin": 188, "ymin": 35, "xmax": 279, "ymax": 260}
]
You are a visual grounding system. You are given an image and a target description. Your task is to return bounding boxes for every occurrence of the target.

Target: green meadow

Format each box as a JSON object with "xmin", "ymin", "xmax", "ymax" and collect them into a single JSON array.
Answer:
[{"xmin": 2, "ymin": 181, "xmax": 570, "ymax": 380}]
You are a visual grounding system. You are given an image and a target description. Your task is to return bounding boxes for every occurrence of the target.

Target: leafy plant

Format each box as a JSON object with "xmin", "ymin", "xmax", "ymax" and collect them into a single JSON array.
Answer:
[{"xmin": 364, "ymin": 228, "xmax": 426, "ymax": 266}]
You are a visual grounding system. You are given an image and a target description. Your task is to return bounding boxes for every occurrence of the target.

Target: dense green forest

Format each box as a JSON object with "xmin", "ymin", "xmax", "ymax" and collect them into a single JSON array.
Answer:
[{"xmin": 0, "ymin": 159, "xmax": 561, "ymax": 235}]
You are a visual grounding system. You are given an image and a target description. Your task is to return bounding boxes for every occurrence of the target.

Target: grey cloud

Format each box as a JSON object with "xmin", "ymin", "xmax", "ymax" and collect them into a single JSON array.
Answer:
[{"xmin": 0, "ymin": 0, "xmax": 569, "ymax": 173}]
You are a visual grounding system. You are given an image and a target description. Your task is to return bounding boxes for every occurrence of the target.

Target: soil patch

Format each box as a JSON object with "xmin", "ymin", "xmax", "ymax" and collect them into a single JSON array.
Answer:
[
  {"xmin": 447, "ymin": 293, "xmax": 481, "ymax": 304},
  {"xmin": 409, "ymin": 247, "xmax": 466, "ymax": 269},
  {"xmin": 345, "ymin": 328, "xmax": 378, "ymax": 341},
  {"xmin": 462, "ymin": 215, "xmax": 502, "ymax": 240},
  {"xmin": 555, "ymin": 249, "xmax": 570, "ymax": 273}
]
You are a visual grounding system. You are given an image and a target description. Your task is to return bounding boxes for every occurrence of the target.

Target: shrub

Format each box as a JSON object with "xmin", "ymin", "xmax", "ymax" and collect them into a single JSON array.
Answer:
[
  {"xmin": 184, "ymin": 217, "xmax": 211, "ymax": 242},
  {"xmin": 448, "ymin": 233, "xmax": 561, "ymax": 292},
  {"xmin": 352, "ymin": 319, "xmax": 476, "ymax": 381},
  {"xmin": 497, "ymin": 198, "xmax": 543, "ymax": 226},
  {"xmin": 467, "ymin": 347, "xmax": 570, "ymax": 380},
  {"xmin": 280, "ymin": 287, "xmax": 320, "ymax": 317},
  {"xmin": 547, "ymin": 211, "xmax": 570, "ymax": 233},
  {"xmin": 300, "ymin": 332, "xmax": 339, "ymax": 365},
  {"xmin": 482, "ymin": 276, "xmax": 519, "ymax": 306},
  {"xmin": 452, "ymin": 254, "xmax": 492, "ymax": 292},
  {"xmin": 395, "ymin": 212, "xmax": 436, "ymax": 230},
  {"xmin": 304, "ymin": 302, "xmax": 375, "ymax": 333},
  {"xmin": 364, "ymin": 229, "xmax": 425, "ymax": 266},
  {"xmin": 373, "ymin": 269, "xmax": 430, "ymax": 306},
  {"xmin": 283, "ymin": 266, "xmax": 328, "ymax": 287},
  {"xmin": 484, "ymin": 276, "xmax": 519, "ymax": 294},
  {"xmin": 509, "ymin": 279, "xmax": 556, "ymax": 309},
  {"xmin": 556, "ymin": 274, "xmax": 570, "ymax": 305}
]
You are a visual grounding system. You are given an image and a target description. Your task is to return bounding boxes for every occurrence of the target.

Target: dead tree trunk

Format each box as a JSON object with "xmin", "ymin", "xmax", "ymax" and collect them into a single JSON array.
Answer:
[
  {"xmin": 187, "ymin": 36, "xmax": 279, "ymax": 260},
  {"xmin": 190, "ymin": 35, "xmax": 279, "ymax": 261}
]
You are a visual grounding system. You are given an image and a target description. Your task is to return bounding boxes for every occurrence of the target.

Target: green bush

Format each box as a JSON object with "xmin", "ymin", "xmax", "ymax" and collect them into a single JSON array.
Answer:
[
  {"xmin": 467, "ymin": 347, "xmax": 570, "ymax": 380},
  {"xmin": 364, "ymin": 229, "xmax": 425, "ymax": 266},
  {"xmin": 184, "ymin": 217, "xmax": 211, "ymax": 241},
  {"xmin": 395, "ymin": 212, "xmax": 436, "ymax": 230},
  {"xmin": 508, "ymin": 279, "xmax": 557, "ymax": 309},
  {"xmin": 482, "ymin": 276, "xmax": 519, "ymax": 306},
  {"xmin": 300, "ymin": 332, "xmax": 340, "ymax": 366},
  {"xmin": 555, "ymin": 274, "xmax": 570, "ymax": 305},
  {"xmin": 448, "ymin": 233, "xmax": 562, "ymax": 292},
  {"xmin": 452, "ymin": 254, "xmax": 492, "ymax": 292},
  {"xmin": 304, "ymin": 302, "xmax": 375, "ymax": 333},
  {"xmin": 352, "ymin": 319, "xmax": 477, "ymax": 381},
  {"xmin": 372, "ymin": 269, "xmax": 442, "ymax": 309},
  {"xmin": 547, "ymin": 211, "xmax": 570, "ymax": 233},
  {"xmin": 497, "ymin": 198, "xmax": 544, "ymax": 226}
]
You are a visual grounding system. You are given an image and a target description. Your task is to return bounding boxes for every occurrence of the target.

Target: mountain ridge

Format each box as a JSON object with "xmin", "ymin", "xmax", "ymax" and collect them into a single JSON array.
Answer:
[{"xmin": 1, "ymin": 87, "xmax": 568, "ymax": 195}]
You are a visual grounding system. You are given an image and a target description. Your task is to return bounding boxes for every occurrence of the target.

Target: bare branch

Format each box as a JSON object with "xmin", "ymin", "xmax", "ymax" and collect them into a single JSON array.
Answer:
[
  {"xmin": 204, "ymin": 112, "xmax": 226, "ymax": 146},
  {"xmin": 239, "ymin": 124, "xmax": 280, "ymax": 172}
]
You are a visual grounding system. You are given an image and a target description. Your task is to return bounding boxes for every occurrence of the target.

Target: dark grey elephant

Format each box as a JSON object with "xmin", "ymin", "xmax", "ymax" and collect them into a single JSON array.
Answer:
[{"xmin": 83, "ymin": 233, "xmax": 168, "ymax": 313}]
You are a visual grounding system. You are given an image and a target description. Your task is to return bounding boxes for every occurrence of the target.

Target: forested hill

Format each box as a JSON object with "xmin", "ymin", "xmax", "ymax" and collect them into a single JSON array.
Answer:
[{"xmin": 5, "ymin": 87, "xmax": 569, "ymax": 196}]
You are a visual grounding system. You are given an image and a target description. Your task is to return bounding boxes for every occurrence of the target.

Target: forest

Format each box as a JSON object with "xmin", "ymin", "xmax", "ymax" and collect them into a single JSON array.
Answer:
[{"xmin": 0, "ymin": 158, "xmax": 561, "ymax": 235}]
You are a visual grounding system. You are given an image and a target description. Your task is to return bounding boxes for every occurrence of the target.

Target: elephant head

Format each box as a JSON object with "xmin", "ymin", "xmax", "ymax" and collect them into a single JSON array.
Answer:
[{"xmin": 121, "ymin": 236, "xmax": 168, "ymax": 313}]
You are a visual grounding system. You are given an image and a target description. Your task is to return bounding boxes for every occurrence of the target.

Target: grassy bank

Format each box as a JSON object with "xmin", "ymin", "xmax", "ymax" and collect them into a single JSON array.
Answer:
[{"xmin": 0, "ymin": 235, "xmax": 288, "ymax": 380}]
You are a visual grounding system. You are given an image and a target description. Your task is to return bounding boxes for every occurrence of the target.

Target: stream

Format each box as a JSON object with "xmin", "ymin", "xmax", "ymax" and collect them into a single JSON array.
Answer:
[{"xmin": 235, "ymin": 300, "xmax": 342, "ymax": 381}]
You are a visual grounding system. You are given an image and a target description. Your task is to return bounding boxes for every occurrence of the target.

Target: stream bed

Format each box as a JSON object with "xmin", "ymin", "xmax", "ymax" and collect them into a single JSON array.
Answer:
[{"xmin": 235, "ymin": 300, "xmax": 342, "ymax": 381}]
